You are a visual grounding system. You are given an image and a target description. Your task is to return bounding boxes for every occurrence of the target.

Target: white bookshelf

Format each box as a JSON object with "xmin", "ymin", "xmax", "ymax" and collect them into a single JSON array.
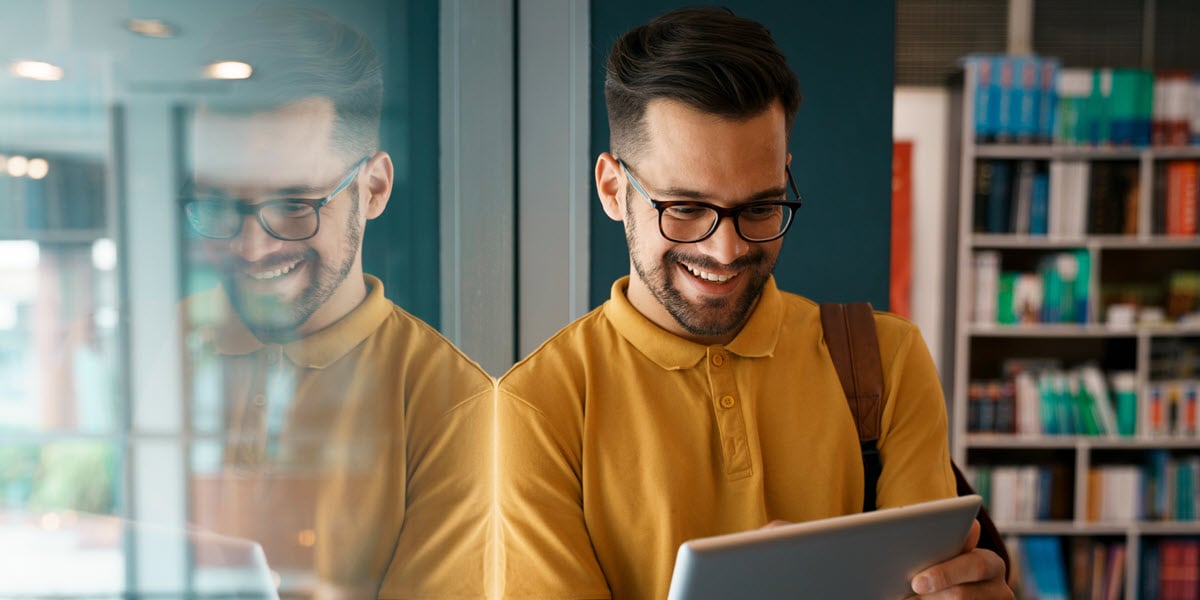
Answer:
[{"xmin": 949, "ymin": 62, "xmax": 1200, "ymax": 599}]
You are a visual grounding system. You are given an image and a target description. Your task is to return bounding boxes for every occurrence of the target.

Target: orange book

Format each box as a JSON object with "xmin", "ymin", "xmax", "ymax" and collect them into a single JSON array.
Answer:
[
  {"xmin": 1166, "ymin": 161, "xmax": 1199, "ymax": 236},
  {"xmin": 891, "ymin": 141, "xmax": 913, "ymax": 318}
]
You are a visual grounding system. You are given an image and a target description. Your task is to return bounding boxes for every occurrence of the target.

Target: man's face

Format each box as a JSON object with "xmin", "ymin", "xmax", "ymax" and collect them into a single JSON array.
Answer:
[
  {"xmin": 600, "ymin": 99, "xmax": 790, "ymax": 344},
  {"xmin": 190, "ymin": 97, "xmax": 371, "ymax": 340}
]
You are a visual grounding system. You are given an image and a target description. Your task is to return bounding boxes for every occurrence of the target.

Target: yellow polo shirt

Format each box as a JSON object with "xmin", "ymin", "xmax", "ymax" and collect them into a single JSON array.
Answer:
[
  {"xmin": 185, "ymin": 275, "xmax": 494, "ymax": 598},
  {"xmin": 497, "ymin": 276, "xmax": 955, "ymax": 600}
]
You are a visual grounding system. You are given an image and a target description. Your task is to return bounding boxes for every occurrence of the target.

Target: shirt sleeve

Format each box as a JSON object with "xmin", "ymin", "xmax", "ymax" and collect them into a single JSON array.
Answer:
[
  {"xmin": 496, "ymin": 386, "xmax": 611, "ymax": 599},
  {"xmin": 874, "ymin": 320, "xmax": 957, "ymax": 508}
]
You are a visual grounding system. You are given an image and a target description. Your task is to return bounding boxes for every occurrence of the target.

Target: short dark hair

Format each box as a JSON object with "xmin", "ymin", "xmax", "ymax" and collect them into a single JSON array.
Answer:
[
  {"xmin": 604, "ymin": 6, "xmax": 801, "ymax": 160},
  {"xmin": 199, "ymin": 4, "xmax": 383, "ymax": 159}
]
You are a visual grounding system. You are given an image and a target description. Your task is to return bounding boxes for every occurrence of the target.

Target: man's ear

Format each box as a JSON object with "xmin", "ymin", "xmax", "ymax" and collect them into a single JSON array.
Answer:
[
  {"xmin": 363, "ymin": 151, "xmax": 394, "ymax": 219},
  {"xmin": 595, "ymin": 152, "xmax": 625, "ymax": 222}
]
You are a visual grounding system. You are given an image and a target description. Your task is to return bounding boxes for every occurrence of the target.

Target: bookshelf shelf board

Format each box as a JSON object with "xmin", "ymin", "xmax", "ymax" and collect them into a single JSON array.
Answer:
[
  {"xmin": 974, "ymin": 144, "xmax": 1143, "ymax": 160},
  {"xmin": 965, "ymin": 434, "xmax": 1083, "ymax": 448},
  {"xmin": 0, "ymin": 229, "xmax": 111, "ymax": 244},
  {"xmin": 966, "ymin": 435, "xmax": 1200, "ymax": 449},
  {"xmin": 974, "ymin": 144, "xmax": 1200, "ymax": 161},
  {"xmin": 1144, "ymin": 324, "xmax": 1200, "ymax": 338},
  {"xmin": 1132, "ymin": 522, "xmax": 1200, "ymax": 535},
  {"xmin": 993, "ymin": 521, "xmax": 1127, "ymax": 535},
  {"xmin": 970, "ymin": 234, "xmax": 1200, "ymax": 249},
  {"xmin": 967, "ymin": 324, "xmax": 1136, "ymax": 338},
  {"xmin": 1148, "ymin": 146, "xmax": 1200, "ymax": 160},
  {"xmin": 970, "ymin": 234, "xmax": 1087, "ymax": 249}
]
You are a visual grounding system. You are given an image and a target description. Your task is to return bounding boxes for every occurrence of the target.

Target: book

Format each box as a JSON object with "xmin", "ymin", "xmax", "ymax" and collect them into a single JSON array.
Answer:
[
  {"xmin": 1102, "ymin": 542, "xmax": 1126, "ymax": 600},
  {"xmin": 1037, "ymin": 58, "xmax": 1060, "ymax": 143},
  {"xmin": 1164, "ymin": 161, "xmax": 1197, "ymax": 236},
  {"xmin": 1057, "ymin": 69, "xmax": 1093, "ymax": 145},
  {"xmin": 973, "ymin": 251, "xmax": 1001, "ymax": 324},
  {"xmin": 987, "ymin": 160, "xmax": 1014, "ymax": 233},
  {"xmin": 1013, "ymin": 56, "xmax": 1041, "ymax": 143},
  {"xmin": 890, "ymin": 141, "xmax": 913, "ymax": 319}
]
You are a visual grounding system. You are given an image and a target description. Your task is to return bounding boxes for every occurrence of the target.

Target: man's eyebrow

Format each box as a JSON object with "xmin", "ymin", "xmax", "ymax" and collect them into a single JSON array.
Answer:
[
  {"xmin": 184, "ymin": 179, "xmax": 327, "ymax": 197},
  {"xmin": 658, "ymin": 184, "xmax": 789, "ymax": 204}
]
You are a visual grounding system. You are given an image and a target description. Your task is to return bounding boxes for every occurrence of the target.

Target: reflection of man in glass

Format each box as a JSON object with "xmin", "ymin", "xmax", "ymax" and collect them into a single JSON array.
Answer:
[{"xmin": 180, "ymin": 5, "xmax": 492, "ymax": 597}]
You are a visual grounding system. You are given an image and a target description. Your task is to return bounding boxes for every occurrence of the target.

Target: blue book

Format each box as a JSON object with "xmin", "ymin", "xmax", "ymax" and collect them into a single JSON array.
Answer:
[
  {"xmin": 966, "ymin": 54, "xmax": 997, "ymax": 142},
  {"xmin": 995, "ymin": 56, "xmax": 1016, "ymax": 142},
  {"xmin": 1037, "ymin": 58, "xmax": 1060, "ymax": 143},
  {"xmin": 1147, "ymin": 449, "xmax": 1169, "ymax": 520},
  {"xmin": 1026, "ymin": 536, "xmax": 1070, "ymax": 600},
  {"xmin": 1030, "ymin": 171, "xmax": 1049, "ymax": 235},
  {"xmin": 1012, "ymin": 56, "xmax": 1040, "ymax": 142},
  {"xmin": 1141, "ymin": 541, "xmax": 1160, "ymax": 600},
  {"xmin": 986, "ymin": 160, "xmax": 1012, "ymax": 233}
]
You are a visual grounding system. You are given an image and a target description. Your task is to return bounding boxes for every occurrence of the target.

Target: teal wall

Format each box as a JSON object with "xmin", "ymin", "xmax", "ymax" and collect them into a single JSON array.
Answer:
[
  {"xmin": 364, "ymin": 0, "xmax": 442, "ymax": 327},
  {"xmin": 589, "ymin": 1, "xmax": 895, "ymax": 309}
]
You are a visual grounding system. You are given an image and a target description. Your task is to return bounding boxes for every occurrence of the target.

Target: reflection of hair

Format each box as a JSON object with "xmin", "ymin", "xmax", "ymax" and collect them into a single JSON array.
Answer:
[
  {"xmin": 201, "ymin": 4, "xmax": 383, "ymax": 158},
  {"xmin": 604, "ymin": 6, "xmax": 801, "ymax": 160}
]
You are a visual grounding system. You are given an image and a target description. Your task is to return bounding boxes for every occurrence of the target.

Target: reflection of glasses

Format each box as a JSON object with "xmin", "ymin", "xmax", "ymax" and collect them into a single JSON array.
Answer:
[
  {"xmin": 619, "ymin": 159, "xmax": 802, "ymax": 243},
  {"xmin": 183, "ymin": 157, "xmax": 368, "ymax": 241}
]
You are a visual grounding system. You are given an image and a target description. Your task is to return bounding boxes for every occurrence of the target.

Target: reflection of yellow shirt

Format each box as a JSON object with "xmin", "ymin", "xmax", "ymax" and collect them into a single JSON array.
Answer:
[
  {"xmin": 185, "ymin": 275, "xmax": 494, "ymax": 598},
  {"xmin": 497, "ymin": 276, "xmax": 955, "ymax": 600}
]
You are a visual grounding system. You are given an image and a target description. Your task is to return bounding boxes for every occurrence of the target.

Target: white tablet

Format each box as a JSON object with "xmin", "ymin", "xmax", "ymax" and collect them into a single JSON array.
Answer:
[{"xmin": 666, "ymin": 494, "xmax": 982, "ymax": 600}]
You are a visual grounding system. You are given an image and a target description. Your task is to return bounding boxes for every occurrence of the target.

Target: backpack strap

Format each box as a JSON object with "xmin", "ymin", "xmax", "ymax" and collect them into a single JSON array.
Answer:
[
  {"xmin": 819, "ymin": 302, "xmax": 884, "ymax": 513},
  {"xmin": 818, "ymin": 302, "xmax": 1011, "ymax": 578}
]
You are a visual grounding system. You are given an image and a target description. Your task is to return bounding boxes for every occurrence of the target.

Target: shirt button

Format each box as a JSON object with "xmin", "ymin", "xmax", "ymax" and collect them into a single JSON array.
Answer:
[
  {"xmin": 252, "ymin": 394, "xmax": 266, "ymax": 407},
  {"xmin": 711, "ymin": 353, "xmax": 725, "ymax": 367},
  {"xmin": 719, "ymin": 395, "xmax": 736, "ymax": 409}
]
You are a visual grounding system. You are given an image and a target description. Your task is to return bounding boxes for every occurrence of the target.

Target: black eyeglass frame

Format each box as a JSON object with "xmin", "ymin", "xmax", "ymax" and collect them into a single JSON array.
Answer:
[
  {"xmin": 618, "ymin": 159, "xmax": 803, "ymax": 244},
  {"xmin": 183, "ymin": 156, "xmax": 370, "ymax": 242}
]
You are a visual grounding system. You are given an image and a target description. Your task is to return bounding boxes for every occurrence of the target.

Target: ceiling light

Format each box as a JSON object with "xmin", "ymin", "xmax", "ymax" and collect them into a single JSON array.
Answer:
[
  {"xmin": 126, "ymin": 18, "xmax": 176, "ymax": 38},
  {"xmin": 6, "ymin": 155, "xmax": 28, "ymax": 177},
  {"xmin": 203, "ymin": 61, "xmax": 253, "ymax": 80},
  {"xmin": 27, "ymin": 158, "xmax": 49, "ymax": 180},
  {"xmin": 10, "ymin": 60, "xmax": 63, "ymax": 81}
]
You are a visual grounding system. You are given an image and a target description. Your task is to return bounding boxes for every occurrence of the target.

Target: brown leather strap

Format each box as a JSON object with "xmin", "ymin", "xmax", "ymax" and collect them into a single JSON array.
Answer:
[
  {"xmin": 818, "ymin": 302, "xmax": 1011, "ymax": 579},
  {"xmin": 819, "ymin": 302, "xmax": 884, "ymax": 442}
]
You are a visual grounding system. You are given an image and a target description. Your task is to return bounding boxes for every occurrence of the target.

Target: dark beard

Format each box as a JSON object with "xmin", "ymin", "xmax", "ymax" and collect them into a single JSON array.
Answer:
[
  {"xmin": 624, "ymin": 190, "xmax": 776, "ymax": 338},
  {"xmin": 223, "ymin": 190, "xmax": 363, "ymax": 342}
]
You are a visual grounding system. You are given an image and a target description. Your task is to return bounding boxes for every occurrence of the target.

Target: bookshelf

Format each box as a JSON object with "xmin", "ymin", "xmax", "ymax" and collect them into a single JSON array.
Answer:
[{"xmin": 949, "ymin": 58, "xmax": 1200, "ymax": 599}]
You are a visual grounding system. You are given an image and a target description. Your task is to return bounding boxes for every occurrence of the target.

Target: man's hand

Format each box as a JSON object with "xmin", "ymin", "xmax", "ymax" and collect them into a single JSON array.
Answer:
[{"xmin": 907, "ymin": 520, "xmax": 1013, "ymax": 599}]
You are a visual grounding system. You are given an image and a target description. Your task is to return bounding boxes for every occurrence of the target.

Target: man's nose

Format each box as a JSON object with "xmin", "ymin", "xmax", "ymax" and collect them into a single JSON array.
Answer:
[
  {"xmin": 697, "ymin": 216, "xmax": 748, "ymax": 265},
  {"xmin": 228, "ymin": 215, "xmax": 283, "ymax": 262}
]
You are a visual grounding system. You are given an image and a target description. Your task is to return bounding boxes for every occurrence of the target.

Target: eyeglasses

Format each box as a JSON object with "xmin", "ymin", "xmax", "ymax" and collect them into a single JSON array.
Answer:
[
  {"xmin": 183, "ymin": 157, "xmax": 369, "ymax": 241},
  {"xmin": 619, "ymin": 159, "xmax": 802, "ymax": 244}
]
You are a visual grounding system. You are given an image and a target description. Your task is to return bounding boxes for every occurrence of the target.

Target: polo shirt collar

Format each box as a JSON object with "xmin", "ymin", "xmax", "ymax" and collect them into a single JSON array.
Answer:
[
  {"xmin": 210, "ymin": 274, "xmax": 391, "ymax": 368},
  {"xmin": 603, "ymin": 275, "xmax": 784, "ymax": 371}
]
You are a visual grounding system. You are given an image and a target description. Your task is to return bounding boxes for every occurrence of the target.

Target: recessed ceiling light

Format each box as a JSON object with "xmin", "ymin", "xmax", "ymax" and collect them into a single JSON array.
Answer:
[
  {"xmin": 27, "ymin": 158, "xmax": 49, "ymax": 180},
  {"xmin": 6, "ymin": 155, "xmax": 28, "ymax": 177},
  {"xmin": 203, "ymin": 60, "xmax": 253, "ymax": 80},
  {"xmin": 9, "ymin": 60, "xmax": 63, "ymax": 81},
  {"xmin": 126, "ymin": 18, "xmax": 177, "ymax": 38}
]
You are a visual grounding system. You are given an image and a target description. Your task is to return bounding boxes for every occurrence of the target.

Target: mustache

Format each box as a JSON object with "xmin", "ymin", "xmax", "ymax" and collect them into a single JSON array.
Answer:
[
  {"xmin": 220, "ymin": 250, "xmax": 315, "ymax": 272},
  {"xmin": 663, "ymin": 247, "xmax": 769, "ymax": 272}
]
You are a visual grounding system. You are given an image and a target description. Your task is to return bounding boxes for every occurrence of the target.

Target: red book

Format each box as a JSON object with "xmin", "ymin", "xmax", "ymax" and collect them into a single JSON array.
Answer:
[
  {"xmin": 1166, "ymin": 161, "xmax": 1199, "ymax": 237},
  {"xmin": 890, "ymin": 141, "xmax": 913, "ymax": 318}
]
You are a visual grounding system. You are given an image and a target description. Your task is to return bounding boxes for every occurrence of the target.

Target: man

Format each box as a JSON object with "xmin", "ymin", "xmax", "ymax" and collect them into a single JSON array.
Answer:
[
  {"xmin": 181, "ymin": 6, "xmax": 492, "ymax": 597},
  {"xmin": 497, "ymin": 7, "xmax": 1011, "ymax": 599}
]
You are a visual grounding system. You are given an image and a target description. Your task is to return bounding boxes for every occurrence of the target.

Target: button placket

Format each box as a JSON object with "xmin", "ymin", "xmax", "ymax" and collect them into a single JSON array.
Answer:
[{"xmin": 707, "ymin": 347, "xmax": 751, "ymax": 479}]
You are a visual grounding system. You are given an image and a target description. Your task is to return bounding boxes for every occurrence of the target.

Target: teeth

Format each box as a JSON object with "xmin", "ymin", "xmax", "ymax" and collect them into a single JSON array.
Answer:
[
  {"xmin": 248, "ymin": 259, "xmax": 300, "ymax": 281},
  {"xmin": 684, "ymin": 264, "xmax": 736, "ymax": 283}
]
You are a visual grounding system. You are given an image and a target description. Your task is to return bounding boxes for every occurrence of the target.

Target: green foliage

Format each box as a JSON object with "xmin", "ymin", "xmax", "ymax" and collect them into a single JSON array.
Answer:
[{"xmin": 27, "ymin": 442, "xmax": 115, "ymax": 514}]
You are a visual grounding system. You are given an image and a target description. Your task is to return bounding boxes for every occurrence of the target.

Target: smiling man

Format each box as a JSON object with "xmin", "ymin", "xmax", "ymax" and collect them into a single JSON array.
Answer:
[
  {"xmin": 180, "ymin": 6, "xmax": 492, "ymax": 598},
  {"xmin": 496, "ymin": 7, "xmax": 1011, "ymax": 599}
]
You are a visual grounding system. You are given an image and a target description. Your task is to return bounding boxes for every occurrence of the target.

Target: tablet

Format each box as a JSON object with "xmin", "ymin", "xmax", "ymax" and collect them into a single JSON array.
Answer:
[{"xmin": 666, "ymin": 495, "xmax": 982, "ymax": 600}]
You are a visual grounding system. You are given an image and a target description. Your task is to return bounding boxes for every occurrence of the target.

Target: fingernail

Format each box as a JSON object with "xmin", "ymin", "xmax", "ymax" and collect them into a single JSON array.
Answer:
[{"xmin": 912, "ymin": 575, "xmax": 934, "ymax": 594}]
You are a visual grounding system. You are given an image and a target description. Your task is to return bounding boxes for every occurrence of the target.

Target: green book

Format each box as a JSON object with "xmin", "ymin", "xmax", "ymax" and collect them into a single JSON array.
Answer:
[{"xmin": 998, "ymin": 272, "xmax": 1019, "ymax": 325}]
